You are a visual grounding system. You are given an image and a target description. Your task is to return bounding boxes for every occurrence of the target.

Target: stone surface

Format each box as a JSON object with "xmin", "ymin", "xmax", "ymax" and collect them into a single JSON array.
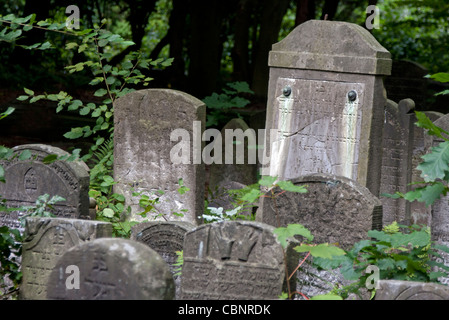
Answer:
[
  {"xmin": 180, "ymin": 220, "xmax": 299, "ymax": 300},
  {"xmin": 113, "ymin": 89, "xmax": 206, "ymax": 225},
  {"xmin": 0, "ymin": 144, "xmax": 90, "ymax": 231},
  {"xmin": 20, "ymin": 217, "xmax": 112, "ymax": 300},
  {"xmin": 262, "ymin": 20, "xmax": 391, "ymax": 197},
  {"xmin": 375, "ymin": 280, "xmax": 449, "ymax": 300},
  {"xmin": 130, "ymin": 221, "xmax": 194, "ymax": 298},
  {"xmin": 380, "ymin": 99, "xmax": 414, "ymax": 226},
  {"xmin": 258, "ymin": 173, "xmax": 383, "ymax": 250},
  {"xmin": 208, "ymin": 118, "xmax": 258, "ymax": 190},
  {"xmin": 47, "ymin": 238, "xmax": 175, "ymax": 300}
]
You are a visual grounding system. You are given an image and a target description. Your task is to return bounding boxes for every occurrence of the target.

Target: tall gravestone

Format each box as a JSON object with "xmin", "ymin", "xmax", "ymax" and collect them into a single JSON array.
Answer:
[
  {"xmin": 261, "ymin": 20, "xmax": 391, "ymax": 197},
  {"xmin": 180, "ymin": 220, "xmax": 299, "ymax": 300},
  {"xmin": 47, "ymin": 238, "xmax": 175, "ymax": 300},
  {"xmin": 130, "ymin": 221, "xmax": 194, "ymax": 298},
  {"xmin": 114, "ymin": 89, "xmax": 206, "ymax": 225},
  {"xmin": 0, "ymin": 144, "xmax": 90, "ymax": 231},
  {"xmin": 380, "ymin": 99, "xmax": 414, "ymax": 226},
  {"xmin": 20, "ymin": 217, "xmax": 112, "ymax": 300},
  {"xmin": 429, "ymin": 114, "xmax": 449, "ymax": 285},
  {"xmin": 208, "ymin": 118, "xmax": 258, "ymax": 191},
  {"xmin": 410, "ymin": 111, "xmax": 443, "ymax": 225}
]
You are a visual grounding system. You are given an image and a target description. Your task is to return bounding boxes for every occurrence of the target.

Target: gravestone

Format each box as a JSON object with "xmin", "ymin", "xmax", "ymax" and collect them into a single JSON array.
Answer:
[
  {"xmin": 20, "ymin": 217, "xmax": 112, "ymax": 300},
  {"xmin": 258, "ymin": 173, "xmax": 383, "ymax": 249},
  {"xmin": 0, "ymin": 144, "xmax": 90, "ymax": 232},
  {"xmin": 383, "ymin": 60, "xmax": 429, "ymax": 110},
  {"xmin": 208, "ymin": 118, "xmax": 258, "ymax": 190},
  {"xmin": 130, "ymin": 221, "xmax": 194, "ymax": 298},
  {"xmin": 261, "ymin": 20, "xmax": 391, "ymax": 197},
  {"xmin": 375, "ymin": 280, "xmax": 449, "ymax": 300},
  {"xmin": 180, "ymin": 220, "xmax": 299, "ymax": 300},
  {"xmin": 114, "ymin": 89, "xmax": 206, "ymax": 225},
  {"xmin": 380, "ymin": 99, "xmax": 414, "ymax": 226},
  {"xmin": 430, "ymin": 113, "xmax": 449, "ymax": 285},
  {"xmin": 47, "ymin": 238, "xmax": 175, "ymax": 300},
  {"xmin": 410, "ymin": 111, "xmax": 443, "ymax": 225}
]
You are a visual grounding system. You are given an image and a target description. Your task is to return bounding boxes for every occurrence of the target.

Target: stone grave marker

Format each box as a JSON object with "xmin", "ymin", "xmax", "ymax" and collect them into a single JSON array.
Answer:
[
  {"xmin": 180, "ymin": 220, "xmax": 299, "ymax": 300},
  {"xmin": 0, "ymin": 144, "xmax": 90, "ymax": 231},
  {"xmin": 410, "ymin": 111, "xmax": 443, "ymax": 225},
  {"xmin": 114, "ymin": 89, "xmax": 206, "ymax": 225},
  {"xmin": 375, "ymin": 280, "xmax": 449, "ymax": 300},
  {"xmin": 261, "ymin": 20, "xmax": 391, "ymax": 197},
  {"xmin": 208, "ymin": 118, "xmax": 258, "ymax": 190},
  {"xmin": 380, "ymin": 99, "xmax": 414, "ymax": 226},
  {"xmin": 47, "ymin": 238, "xmax": 175, "ymax": 300},
  {"xmin": 130, "ymin": 221, "xmax": 194, "ymax": 298},
  {"xmin": 20, "ymin": 217, "xmax": 112, "ymax": 300}
]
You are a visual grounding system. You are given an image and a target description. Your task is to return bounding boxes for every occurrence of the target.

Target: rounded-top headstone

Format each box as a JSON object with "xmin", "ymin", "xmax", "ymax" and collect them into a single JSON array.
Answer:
[{"xmin": 47, "ymin": 238, "xmax": 175, "ymax": 300}]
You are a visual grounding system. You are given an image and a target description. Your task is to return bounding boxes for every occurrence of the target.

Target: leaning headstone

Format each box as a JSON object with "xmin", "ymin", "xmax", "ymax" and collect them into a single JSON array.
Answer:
[
  {"xmin": 262, "ymin": 20, "xmax": 391, "ymax": 197},
  {"xmin": 114, "ymin": 89, "xmax": 206, "ymax": 225},
  {"xmin": 380, "ymin": 99, "xmax": 414, "ymax": 226},
  {"xmin": 130, "ymin": 221, "xmax": 194, "ymax": 298},
  {"xmin": 0, "ymin": 144, "xmax": 90, "ymax": 232},
  {"xmin": 180, "ymin": 220, "xmax": 299, "ymax": 300},
  {"xmin": 258, "ymin": 173, "xmax": 383, "ymax": 249},
  {"xmin": 208, "ymin": 118, "xmax": 258, "ymax": 190},
  {"xmin": 375, "ymin": 280, "xmax": 449, "ymax": 300},
  {"xmin": 410, "ymin": 111, "xmax": 443, "ymax": 225},
  {"xmin": 20, "ymin": 217, "xmax": 112, "ymax": 300},
  {"xmin": 47, "ymin": 238, "xmax": 175, "ymax": 300}
]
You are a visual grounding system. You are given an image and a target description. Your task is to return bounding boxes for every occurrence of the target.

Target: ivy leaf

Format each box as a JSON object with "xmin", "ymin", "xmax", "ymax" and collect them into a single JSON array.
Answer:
[{"xmin": 418, "ymin": 141, "xmax": 449, "ymax": 182}]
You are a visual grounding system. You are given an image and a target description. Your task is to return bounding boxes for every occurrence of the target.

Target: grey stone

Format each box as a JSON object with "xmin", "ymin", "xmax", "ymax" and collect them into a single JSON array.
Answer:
[
  {"xmin": 380, "ymin": 99, "xmax": 414, "ymax": 226},
  {"xmin": 0, "ymin": 144, "xmax": 90, "ymax": 231},
  {"xmin": 113, "ymin": 89, "xmax": 206, "ymax": 225},
  {"xmin": 47, "ymin": 238, "xmax": 175, "ymax": 300},
  {"xmin": 262, "ymin": 20, "xmax": 391, "ymax": 197},
  {"xmin": 130, "ymin": 221, "xmax": 194, "ymax": 299},
  {"xmin": 375, "ymin": 280, "xmax": 449, "ymax": 300},
  {"xmin": 258, "ymin": 173, "xmax": 383, "ymax": 250},
  {"xmin": 180, "ymin": 220, "xmax": 299, "ymax": 300},
  {"xmin": 20, "ymin": 217, "xmax": 112, "ymax": 300}
]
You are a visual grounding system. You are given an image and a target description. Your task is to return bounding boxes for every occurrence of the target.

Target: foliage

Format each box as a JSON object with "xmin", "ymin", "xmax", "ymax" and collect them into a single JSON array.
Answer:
[
  {"xmin": 313, "ymin": 222, "xmax": 449, "ymax": 299},
  {"xmin": 20, "ymin": 194, "xmax": 65, "ymax": 224},
  {"xmin": 203, "ymin": 81, "xmax": 254, "ymax": 127},
  {"xmin": 173, "ymin": 250, "xmax": 183, "ymax": 277},
  {"xmin": 0, "ymin": 225, "xmax": 22, "ymax": 299}
]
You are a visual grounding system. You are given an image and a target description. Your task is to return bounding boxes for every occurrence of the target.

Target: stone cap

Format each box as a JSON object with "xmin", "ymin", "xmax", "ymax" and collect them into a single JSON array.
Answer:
[{"xmin": 269, "ymin": 20, "xmax": 392, "ymax": 75}]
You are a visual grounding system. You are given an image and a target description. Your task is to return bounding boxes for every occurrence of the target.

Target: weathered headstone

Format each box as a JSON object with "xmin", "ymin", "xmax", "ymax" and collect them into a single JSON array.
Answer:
[
  {"xmin": 258, "ymin": 173, "xmax": 383, "ymax": 249},
  {"xmin": 375, "ymin": 280, "xmax": 449, "ymax": 300},
  {"xmin": 383, "ymin": 60, "xmax": 429, "ymax": 110},
  {"xmin": 0, "ymin": 144, "xmax": 90, "ymax": 231},
  {"xmin": 208, "ymin": 118, "xmax": 258, "ymax": 190},
  {"xmin": 380, "ymin": 99, "xmax": 414, "ymax": 226},
  {"xmin": 410, "ymin": 111, "xmax": 443, "ymax": 225},
  {"xmin": 262, "ymin": 20, "xmax": 391, "ymax": 197},
  {"xmin": 113, "ymin": 89, "xmax": 206, "ymax": 225},
  {"xmin": 180, "ymin": 220, "xmax": 299, "ymax": 300},
  {"xmin": 130, "ymin": 221, "xmax": 194, "ymax": 298},
  {"xmin": 20, "ymin": 217, "xmax": 112, "ymax": 300},
  {"xmin": 47, "ymin": 238, "xmax": 175, "ymax": 300}
]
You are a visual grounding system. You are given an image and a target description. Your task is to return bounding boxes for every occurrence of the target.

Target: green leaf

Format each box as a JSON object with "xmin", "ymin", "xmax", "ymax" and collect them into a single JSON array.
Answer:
[
  {"xmin": 309, "ymin": 294, "xmax": 343, "ymax": 300},
  {"xmin": 273, "ymin": 224, "xmax": 313, "ymax": 248},
  {"xmin": 418, "ymin": 141, "xmax": 449, "ymax": 182},
  {"xmin": 63, "ymin": 127, "xmax": 83, "ymax": 139},
  {"xmin": 94, "ymin": 88, "xmax": 108, "ymax": 97},
  {"xmin": 42, "ymin": 154, "xmax": 58, "ymax": 164},
  {"xmin": 98, "ymin": 38, "xmax": 109, "ymax": 47},
  {"xmin": 427, "ymin": 72, "xmax": 449, "ymax": 83},
  {"xmin": 65, "ymin": 42, "xmax": 78, "ymax": 50},
  {"xmin": 414, "ymin": 111, "xmax": 449, "ymax": 140},
  {"xmin": 258, "ymin": 176, "xmax": 278, "ymax": 187},
  {"xmin": 295, "ymin": 243, "xmax": 346, "ymax": 259},
  {"xmin": 103, "ymin": 208, "xmax": 115, "ymax": 218},
  {"xmin": 79, "ymin": 106, "xmax": 91, "ymax": 116},
  {"xmin": 18, "ymin": 150, "xmax": 32, "ymax": 160},
  {"xmin": 16, "ymin": 95, "xmax": 29, "ymax": 101},
  {"xmin": 277, "ymin": 180, "xmax": 307, "ymax": 193},
  {"xmin": 0, "ymin": 107, "xmax": 15, "ymax": 120},
  {"xmin": 418, "ymin": 182, "xmax": 446, "ymax": 206},
  {"xmin": 24, "ymin": 87, "xmax": 34, "ymax": 96}
]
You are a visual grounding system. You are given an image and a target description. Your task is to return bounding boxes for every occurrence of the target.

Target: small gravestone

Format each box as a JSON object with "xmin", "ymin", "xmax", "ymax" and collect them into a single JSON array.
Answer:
[
  {"xmin": 114, "ymin": 89, "xmax": 206, "ymax": 225},
  {"xmin": 380, "ymin": 99, "xmax": 414, "ymax": 226},
  {"xmin": 375, "ymin": 280, "xmax": 449, "ymax": 300},
  {"xmin": 258, "ymin": 173, "xmax": 383, "ymax": 250},
  {"xmin": 262, "ymin": 20, "xmax": 391, "ymax": 197},
  {"xmin": 208, "ymin": 118, "xmax": 258, "ymax": 190},
  {"xmin": 20, "ymin": 217, "xmax": 112, "ymax": 300},
  {"xmin": 130, "ymin": 221, "xmax": 194, "ymax": 298},
  {"xmin": 47, "ymin": 238, "xmax": 175, "ymax": 300},
  {"xmin": 180, "ymin": 220, "xmax": 299, "ymax": 300},
  {"xmin": 0, "ymin": 144, "xmax": 90, "ymax": 231}
]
